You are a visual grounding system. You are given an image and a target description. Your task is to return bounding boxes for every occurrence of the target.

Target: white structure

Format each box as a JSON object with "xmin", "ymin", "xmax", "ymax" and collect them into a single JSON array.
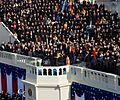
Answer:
[
  {"xmin": 0, "ymin": 51, "xmax": 71, "ymax": 100},
  {"xmin": 0, "ymin": 51, "xmax": 120, "ymax": 100},
  {"xmin": 24, "ymin": 64, "xmax": 71, "ymax": 100}
]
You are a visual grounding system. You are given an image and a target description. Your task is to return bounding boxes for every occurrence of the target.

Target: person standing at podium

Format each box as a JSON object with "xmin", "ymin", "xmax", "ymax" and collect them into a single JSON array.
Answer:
[{"xmin": 66, "ymin": 55, "xmax": 70, "ymax": 65}]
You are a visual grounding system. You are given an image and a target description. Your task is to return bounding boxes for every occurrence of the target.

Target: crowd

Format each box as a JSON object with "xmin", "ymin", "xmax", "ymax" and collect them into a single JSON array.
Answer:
[
  {"xmin": 0, "ymin": 0, "xmax": 120, "ymax": 75},
  {"xmin": 0, "ymin": 91, "xmax": 24, "ymax": 100}
]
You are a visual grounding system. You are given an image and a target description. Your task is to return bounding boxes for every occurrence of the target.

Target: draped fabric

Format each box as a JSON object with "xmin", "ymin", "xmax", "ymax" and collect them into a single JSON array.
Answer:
[
  {"xmin": 18, "ymin": 76, "xmax": 24, "ymax": 93},
  {"xmin": 12, "ymin": 67, "xmax": 18, "ymax": 94},
  {"xmin": 75, "ymin": 93, "xmax": 85, "ymax": 100},
  {"xmin": 6, "ymin": 65, "xmax": 12, "ymax": 75},
  {"xmin": 72, "ymin": 82, "xmax": 85, "ymax": 100},
  {"xmin": 12, "ymin": 77, "xmax": 18, "ymax": 94},
  {"xmin": 1, "ymin": 66, "xmax": 7, "ymax": 93},
  {"xmin": 7, "ymin": 73, "xmax": 12, "ymax": 95},
  {"xmin": 0, "ymin": 63, "xmax": 26, "ymax": 95},
  {"xmin": 0, "ymin": 69, "xmax": 2, "ymax": 93},
  {"xmin": 1, "ymin": 74, "xmax": 7, "ymax": 93},
  {"xmin": 72, "ymin": 82, "xmax": 120, "ymax": 100},
  {"xmin": 72, "ymin": 96, "xmax": 75, "ymax": 100},
  {"xmin": 6, "ymin": 65, "xmax": 12, "ymax": 95}
]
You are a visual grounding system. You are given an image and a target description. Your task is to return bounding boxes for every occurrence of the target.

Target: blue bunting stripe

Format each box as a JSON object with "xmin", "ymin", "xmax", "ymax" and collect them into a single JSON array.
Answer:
[
  {"xmin": 0, "ymin": 62, "xmax": 26, "ymax": 79},
  {"xmin": 71, "ymin": 82, "xmax": 120, "ymax": 100}
]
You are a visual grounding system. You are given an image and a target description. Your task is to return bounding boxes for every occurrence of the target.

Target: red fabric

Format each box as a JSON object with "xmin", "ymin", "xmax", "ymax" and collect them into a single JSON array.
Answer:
[
  {"xmin": 13, "ymin": 23, "xmax": 17, "ymax": 30},
  {"xmin": 71, "ymin": 47, "xmax": 75, "ymax": 53},
  {"xmin": 69, "ymin": 5, "xmax": 72, "ymax": 9},
  {"xmin": 40, "ymin": 16, "xmax": 43, "ymax": 23},
  {"xmin": 72, "ymin": 96, "xmax": 75, "ymax": 100},
  {"xmin": 12, "ymin": 78, "xmax": 18, "ymax": 94},
  {"xmin": 1, "ymin": 74, "xmax": 7, "ymax": 93},
  {"xmin": 55, "ymin": 4, "xmax": 59, "ymax": 9},
  {"xmin": 92, "ymin": 50, "xmax": 96, "ymax": 59}
]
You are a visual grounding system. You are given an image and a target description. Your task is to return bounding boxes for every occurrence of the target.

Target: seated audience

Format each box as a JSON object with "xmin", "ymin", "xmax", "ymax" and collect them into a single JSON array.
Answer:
[{"xmin": 0, "ymin": 0, "xmax": 120, "ymax": 76}]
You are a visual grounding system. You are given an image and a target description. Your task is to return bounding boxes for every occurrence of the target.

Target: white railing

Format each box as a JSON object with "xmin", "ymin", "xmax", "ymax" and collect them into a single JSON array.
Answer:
[
  {"xmin": 0, "ymin": 50, "xmax": 119, "ymax": 93},
  {"xmin": 70, "ymin": 66, "xmax": 120, "ymax": 93},
  {"xmin": 26, "ymin": 63, "xmax": 69, "ymax": 76},
  {"xmin": 25, "ymin": 63, "xmax": 70, "ymax": 85},
  {"xmin": 0, "ymin": 50, "xmax": 42, "ymax": 67}
]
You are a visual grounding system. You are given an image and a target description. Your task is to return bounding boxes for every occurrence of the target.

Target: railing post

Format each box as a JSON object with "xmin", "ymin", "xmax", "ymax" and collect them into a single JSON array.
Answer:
[
  {"xmin": 81, "ymin": 68, "xmax": 84, "ymax": 80},
  {"xmin": 114, "ymin": 75, "xmax": 117, "ymax": 90},
  {"xmin": 14, "ymin": 53, "xmax": 17, "ymax": 65}
]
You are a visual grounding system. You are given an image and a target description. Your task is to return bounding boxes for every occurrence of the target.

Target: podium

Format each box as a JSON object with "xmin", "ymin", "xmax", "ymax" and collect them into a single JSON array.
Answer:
[{"xmin": 23, "ymin": 64, "xmax": 71, "ymax": 100}]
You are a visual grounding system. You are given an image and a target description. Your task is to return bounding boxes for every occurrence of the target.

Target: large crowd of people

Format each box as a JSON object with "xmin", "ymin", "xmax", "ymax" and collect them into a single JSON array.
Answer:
[
  {"xmin": 0, "ymin": 0, "xmax": 120, "ymax": 75},
  {"xmin": 0, "ymin": 91, "xmax": 24, "ymax": 100}
]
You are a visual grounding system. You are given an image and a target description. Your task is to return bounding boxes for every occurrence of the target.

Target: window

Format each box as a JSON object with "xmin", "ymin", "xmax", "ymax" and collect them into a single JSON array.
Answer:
[
  {"xmin": 74, "ymin": 68, "xmax": 76, "ymax": 75},
  {"xmin": 32, "ymin": 68, "xmax": 34, "ymax": 74},
  {"xmin": 91, "ymin": 72, "xmax": 93, "ymax": 75},
  {"xmin": 84, "ymin": 70, "xmax": 86, "ymax": 77},
  {"xmin": 105, "ymin": 75, "xmax": 108, "ymax": 83},
  {"xmin": 53, "ymin": 69, "xmax": 57, "ymax": 76},
  {"xmin": 87, "ymin": 71, "xmax": 90, "ymax": 78},
  {"xmin": 59, "ymin": 68, "xmax": 62, "ymax": 75},
  {"xmin": 71, "ymin": 68, "xmax": 73, "ymax": 74},
  {"xmin": 43, "ymin": 69, "xmax": 47, "ymax": 75},
  {"xmin": 48, "ymin": 69, "xmax": 52, "ymax": 75},
  {"xmin": 35, "ymin": 68, "xmax": 37, "ymax": 75},
  {"xmin": 118, "ymin": 78, "xmax": 120, "ymax": 86},
  {"xmin": 38, "ymin": 69, "xmax": 42, "ymax": 75},
  {"xmin": 63, "ymin": 68, "xmax": 66, "ymax": 75},
  {"xmin": 37, "ymin": 61, "xmax": 40, "ymax": 66},
  {"xmin": 30, "ymin": 69, "xmax": 31, "ymax": 74},
  {"xmin": 102, "ymin": 74, "xmax": 105, "ymax": 81}
]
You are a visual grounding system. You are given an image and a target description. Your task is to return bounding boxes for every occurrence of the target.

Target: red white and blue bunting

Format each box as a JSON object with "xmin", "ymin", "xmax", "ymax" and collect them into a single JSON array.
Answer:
[
  {"xmin": 0, "ymin": 63, "xmax": 26, "ymax": 95},
  {"xmin": 71, "ymin": 82, "xmax": 120, "ymax": 100}
]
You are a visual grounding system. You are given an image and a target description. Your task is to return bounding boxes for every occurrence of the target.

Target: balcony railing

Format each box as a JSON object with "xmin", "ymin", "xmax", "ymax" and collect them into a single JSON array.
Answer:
[
  {"xmin": 0, "ymin": 50, "xmax": 120, "ymax": 93},
  {"xmin": 0, "ymin": 50, "xmax": 42, "ymax": 67},
  {"xmin": 70, "ymin": 65, "xmax": 120, "ymax": 93}
]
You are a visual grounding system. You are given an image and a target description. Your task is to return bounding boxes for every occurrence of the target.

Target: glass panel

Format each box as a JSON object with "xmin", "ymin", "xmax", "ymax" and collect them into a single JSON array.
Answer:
[
  {"xmin": 118, "ymin": 78, "xmax": 120, "ymax": 86},
  {"xmin": 84, "ymin": 70, "xmax": 86, "ymax": 77},
  {"xmin": 59, "ymin": 68, "xmax": 62, "ymax": 75},
  {"xmin": 74, "ymin": 68, "xmax": 76, "ymax": 75},
  {"xmin": 38, "ymin": 69, "xmax": 42, "ymax": 75},
  {"xmin": 43, "ymin": 69, "xmax": 47, "ymax": 75},
  {"xmin": 32, "ymin": 68, "xmax": 34, "ymax": 74},
  {"xmin": 63, "ymin": 68, "xmax": 66, "ymax": 75},
  {"xmin": 35, "ymin": 68, "xmax": 37, "ymax": 75},
  {"xmin": 53, "ymin": 69, "xmax": 57, "ymax": 76},
  {"xmin": 48, "ymin": 69, "xmax": 52, "ymax": 75},
  {"xmin": 105, "ymin": 75, "xmax": 108, "ymax": 83}
]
